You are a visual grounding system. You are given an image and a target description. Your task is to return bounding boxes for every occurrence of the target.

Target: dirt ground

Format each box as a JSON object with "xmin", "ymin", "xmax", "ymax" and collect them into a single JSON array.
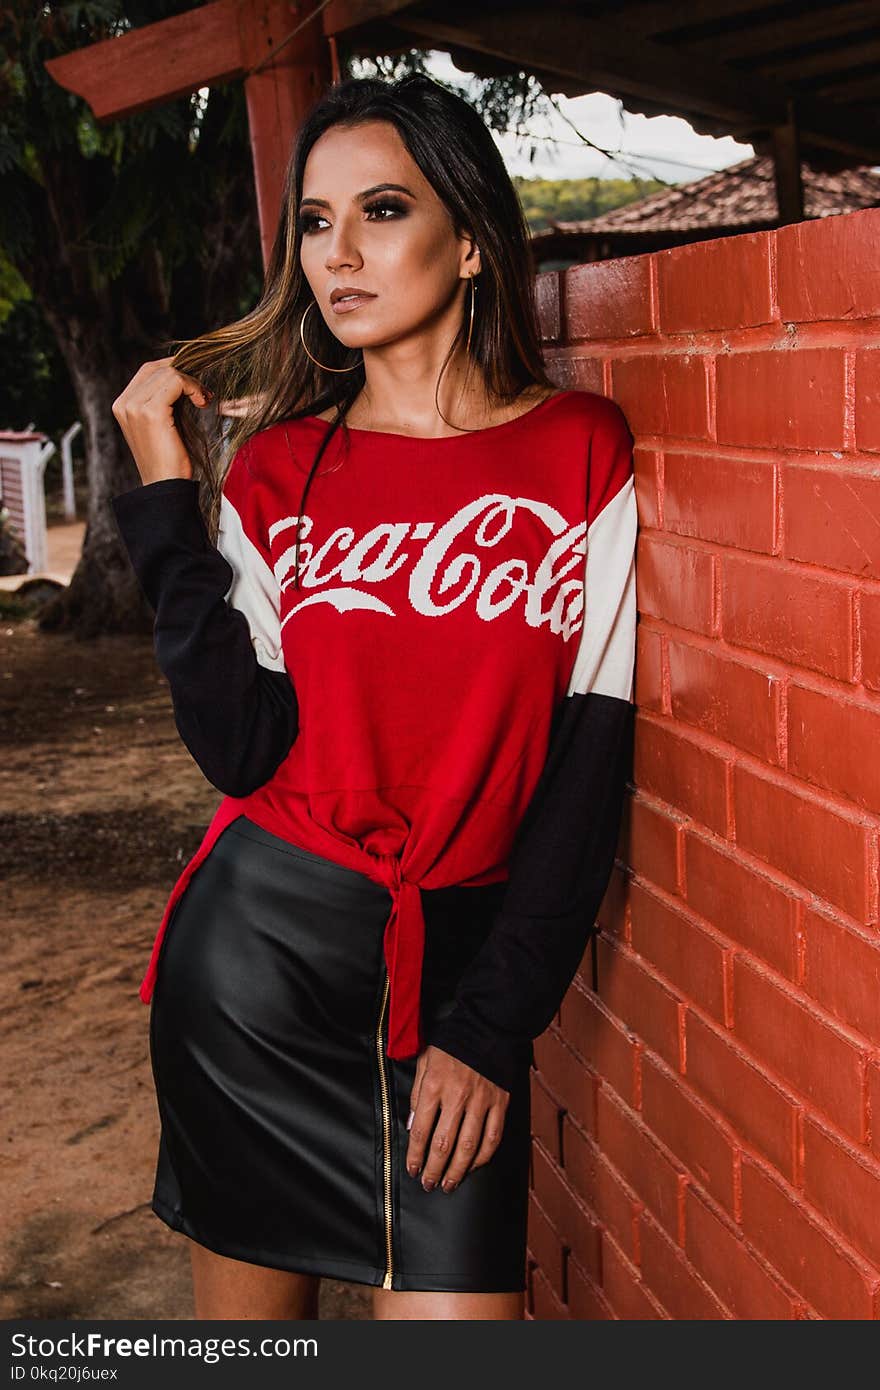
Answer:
[{"xmin": 0, "ymin": 595, "xmax": 372, "ymax": 1321}]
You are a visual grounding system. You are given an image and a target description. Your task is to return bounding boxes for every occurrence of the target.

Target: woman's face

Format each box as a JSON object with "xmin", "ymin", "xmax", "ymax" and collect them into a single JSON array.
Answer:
[{"xmin": 297, "ymin": 119, "xmax": 479, "ymax": 352}]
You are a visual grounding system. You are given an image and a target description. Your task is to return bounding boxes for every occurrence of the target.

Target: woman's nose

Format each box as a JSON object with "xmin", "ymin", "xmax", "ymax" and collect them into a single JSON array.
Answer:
[{"xmin": 325, "ymin": 225, "xmax": 362, "ymax": 273}]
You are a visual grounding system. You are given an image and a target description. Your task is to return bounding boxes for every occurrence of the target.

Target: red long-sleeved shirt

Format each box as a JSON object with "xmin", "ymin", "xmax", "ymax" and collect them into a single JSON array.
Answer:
[{"xmin": 111, "ymin": 388, "xmax": 637, "ymax": 1091}]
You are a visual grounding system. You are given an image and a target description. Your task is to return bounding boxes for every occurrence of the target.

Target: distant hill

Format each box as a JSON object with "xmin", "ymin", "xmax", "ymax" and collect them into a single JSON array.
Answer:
[{"xmin": 513, "ymin": 174, "xmax": 668, "ymax": 232}]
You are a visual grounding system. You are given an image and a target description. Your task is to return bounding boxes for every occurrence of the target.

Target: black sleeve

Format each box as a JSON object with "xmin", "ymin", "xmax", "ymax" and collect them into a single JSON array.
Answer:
[
  {"xmin": 110, "ymin": 476, "xmax": 298, "ymax": 798},
  {"xmin": 424, "ymin": 409, "xmax": 638, "ymax": 1093}
]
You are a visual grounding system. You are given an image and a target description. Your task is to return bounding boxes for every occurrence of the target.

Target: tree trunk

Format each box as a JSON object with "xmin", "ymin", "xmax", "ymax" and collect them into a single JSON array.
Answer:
[{"xmin": 36, "ymin": 311, "xmax": 153, "ymax": 637}]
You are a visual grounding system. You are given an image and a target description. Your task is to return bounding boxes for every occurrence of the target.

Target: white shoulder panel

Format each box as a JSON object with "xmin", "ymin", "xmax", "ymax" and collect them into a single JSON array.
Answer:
[
  {"xmin": 217, "ymin": 493, "xmax": 286, "ymax": 672},
  {"xmin": 566, "ymin": 475, "xmax": 637, "ymax": 702}
]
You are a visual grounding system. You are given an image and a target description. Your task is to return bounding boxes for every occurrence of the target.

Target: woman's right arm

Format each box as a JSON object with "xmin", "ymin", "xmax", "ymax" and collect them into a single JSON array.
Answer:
[
  {"xmin": 110, "ymin": 475, "xmax": 298, "ymax": 797},
  {"xmin": 109, "ymin": 358, "xmax": 298, "ymax": 798}
]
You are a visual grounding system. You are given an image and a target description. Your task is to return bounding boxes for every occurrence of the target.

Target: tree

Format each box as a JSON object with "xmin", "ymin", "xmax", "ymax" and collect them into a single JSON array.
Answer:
[{"xmin": 1, "ymin": 2, "xmax": 264, "ymax": 635}]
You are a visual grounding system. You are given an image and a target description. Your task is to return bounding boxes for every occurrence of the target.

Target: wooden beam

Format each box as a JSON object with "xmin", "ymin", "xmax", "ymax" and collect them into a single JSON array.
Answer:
[
  {"xmin": 321, "ymin": 0, "xmax": 415, "ymax": 34},
  {"xmin": 44, "ymin": 0, "xmax": 243, "ymax": 121},
  {"xmin": 755, "ymin": 40, "xmax": 880, "ymax": 85},
  {"xmin": 681, "ymin": 0, "xmax": 880, "ymax": 63},
  {"xmin": 399, "ymin": 10, "xmax": 786, "ymax": 127},
  {"xmin": 619, "ymin": 0, "xmax": 788, "ymax": 34},
  {"xmin": 396, "ymin": 8, "xmax": 880, "ymax": 162}
]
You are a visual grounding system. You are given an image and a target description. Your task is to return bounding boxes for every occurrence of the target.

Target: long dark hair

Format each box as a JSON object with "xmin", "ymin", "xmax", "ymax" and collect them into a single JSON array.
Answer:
[{"xmin": 167, "ymin": 73, "xmax": 553, "ymax": 588}]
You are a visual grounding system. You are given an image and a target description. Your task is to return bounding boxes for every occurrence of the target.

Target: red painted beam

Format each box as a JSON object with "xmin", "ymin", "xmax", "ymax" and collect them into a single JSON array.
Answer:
[{"xmin": 44, "ymin": 0, "xmax": 244, "ymax": 121}]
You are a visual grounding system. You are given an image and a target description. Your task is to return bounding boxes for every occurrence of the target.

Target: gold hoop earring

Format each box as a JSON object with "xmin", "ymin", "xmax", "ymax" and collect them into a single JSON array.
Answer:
[
  {"xmin": 433, "ymin": 270, "xmax": 482, "ymax": 432},
  {"xmin": 299, "ymin": 299, "xmax": 363, "ymax": 373},
  {"xmin": 465, "ymin": 271, "xmax": 476, "ymax": 355}
]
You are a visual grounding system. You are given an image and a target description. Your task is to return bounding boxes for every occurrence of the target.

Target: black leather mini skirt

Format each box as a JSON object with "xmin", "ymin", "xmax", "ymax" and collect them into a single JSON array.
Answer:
[{"xmin": 148, "ymin": 813, "xmax": 532, "ymax": 1293}]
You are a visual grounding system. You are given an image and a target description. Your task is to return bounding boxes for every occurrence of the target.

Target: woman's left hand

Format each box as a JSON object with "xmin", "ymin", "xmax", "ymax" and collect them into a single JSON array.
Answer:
[{"xmin": 405, "ymin": 1045, "xmax": 509, "ymax": 1192}]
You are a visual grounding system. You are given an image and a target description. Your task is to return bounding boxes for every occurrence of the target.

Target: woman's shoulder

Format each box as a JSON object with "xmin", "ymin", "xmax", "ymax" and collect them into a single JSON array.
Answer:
[{"xmin": 557, "ymin": 387, "xmax": 632, "ymax": 438}]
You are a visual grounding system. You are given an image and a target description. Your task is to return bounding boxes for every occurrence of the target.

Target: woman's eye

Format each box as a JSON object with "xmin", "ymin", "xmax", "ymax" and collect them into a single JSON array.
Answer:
[
  {"xmin": 364, "ymin": 199, "xmax": 406, "ymax": 221},
  {"xmin": 298, "ymin": 212, "xmax": 329, "ymax": 235}
]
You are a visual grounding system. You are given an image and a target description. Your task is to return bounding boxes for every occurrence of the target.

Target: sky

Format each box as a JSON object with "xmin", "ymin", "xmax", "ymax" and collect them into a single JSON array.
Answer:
[{"xmin": 424, "ymin": 49, "xmax": 755, "ymax": 187}]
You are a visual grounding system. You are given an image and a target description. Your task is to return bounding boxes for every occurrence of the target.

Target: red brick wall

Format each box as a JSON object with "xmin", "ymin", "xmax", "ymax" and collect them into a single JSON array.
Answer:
[{"xmin": 527, "ymin": 205, "xmax": 880, "ymax": 1320}]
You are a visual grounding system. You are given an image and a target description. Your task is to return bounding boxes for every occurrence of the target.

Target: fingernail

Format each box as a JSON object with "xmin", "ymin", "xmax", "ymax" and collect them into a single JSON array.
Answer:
[
  {"xmin": 406, "ymin": 1109, "xmax": 414, "ymax": 1130},
  {"xmin": 407, "ymin": 1163, "xmax": 418, "ymax": 1177},
  {"xmin": 422, "ymin": 1177, "xmax": 435, "ymax": 1191},
  {"xmin": 442, "ymin": 1180, "xmax": 456, "ymax": 1192}
]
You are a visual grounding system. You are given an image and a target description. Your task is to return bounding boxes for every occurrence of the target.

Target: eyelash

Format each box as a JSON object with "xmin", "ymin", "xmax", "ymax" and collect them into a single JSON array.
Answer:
[{"xmin": 297, "ymin": 198, "xmax": 407, "ymax": 234}]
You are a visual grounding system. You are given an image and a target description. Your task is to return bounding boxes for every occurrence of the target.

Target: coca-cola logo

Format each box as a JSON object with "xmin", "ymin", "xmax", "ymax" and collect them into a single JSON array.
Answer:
[{"xmin": 267, "ymin": 493, "xmax": 587, "ymax": 641}]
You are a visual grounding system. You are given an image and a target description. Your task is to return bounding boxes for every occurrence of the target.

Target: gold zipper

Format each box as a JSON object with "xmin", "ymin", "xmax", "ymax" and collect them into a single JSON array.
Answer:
[{"xmin": 375, "ymin": 969, "xmax": 394, "ymax": 1289}]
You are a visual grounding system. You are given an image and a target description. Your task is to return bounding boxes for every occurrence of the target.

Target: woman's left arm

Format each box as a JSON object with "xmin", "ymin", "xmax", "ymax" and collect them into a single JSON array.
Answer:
[{"xmin": 407, "ymin": 400, "xmax": 637, "ymax": 1186}]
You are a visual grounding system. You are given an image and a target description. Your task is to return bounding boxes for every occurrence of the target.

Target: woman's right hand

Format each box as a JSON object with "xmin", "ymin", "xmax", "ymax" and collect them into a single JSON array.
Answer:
[{"xmin": 111, "ymin": 356, "xmax": 212, "ymax": 485}]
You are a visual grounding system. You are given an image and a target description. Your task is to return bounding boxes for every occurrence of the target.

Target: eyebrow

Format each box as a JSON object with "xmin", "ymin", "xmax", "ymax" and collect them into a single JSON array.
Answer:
[{"xmin": 298, "ymin": 183, "xmax": 416, "ymax": 211}]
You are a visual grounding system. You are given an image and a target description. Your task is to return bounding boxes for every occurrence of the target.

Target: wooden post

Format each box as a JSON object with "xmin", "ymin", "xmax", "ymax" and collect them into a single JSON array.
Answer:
[
  {"xmin": 772, "ymin": 96, "xmax": 805, "ymax": 227},
  {"xmin": 237, "ymin": 0, "xmax": 333, "ymax": 269}
]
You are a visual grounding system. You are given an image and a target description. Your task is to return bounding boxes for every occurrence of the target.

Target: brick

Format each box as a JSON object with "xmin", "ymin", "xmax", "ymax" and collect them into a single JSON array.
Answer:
[
  {"xmin": 595, "ymin": 935, "xmax": 682, "ymax": 1070},
  {"xmin": 721, "ymin": 554, "xmax": 854, "ymax": 681},
  {"xmin": 716, "ymin": 348, "xmax": 846, "ymax": 450},
  {"xmin": 559, "ymin": 980, "xmax": 639, "ymax": 1107},
  {"xmin": 532, "ymin": 1142, "xmax": 601, "ymax": 1280},
  {"xmin": 531, "ymin": 1263, "xmax": 569, "ymax": 1319},
  {"xmin": 565, "ymin": 255, "xmax": 654, "ymax": 340},
  {"xmin": 566, "ymin": 1253, "xmax": 614, "ymax": 1320},
  {"xmin": 595, "ymin": 862, "xmax": 629, "ymax": 940},
  {"xmin": 668, "ymin": 639, "xmax": 782, "ymax": 762},
  {"xmin": 664, "ymin": 450, "xmax": 775, "ymax": 553},
  {"xmin": 531, "ymin": 1027, "xmax": 595, "ymax": 1135},
  {"xmin": 535, "ymin": 269, "xmax": 561, "ymax": 341},
  {"xmin": 860, "ymin": 590, "xmax": 880, "ymax": 691},
  {"xmin": 783, "ymin": 465, "xmax": 880, "ymax": 579},
  {"xmin": 685, "ymin": 1010, "xmax": 798, "ymax": 1181},
  {"xmin": 630, "ymin": 882, "xmax": 727, "ymax": 1022},
  {"xmin": 741, "ymin": 1155, "xmax": 878, "ymax": 1320},
  {"xmin": 637, "ymin": 534, "xmax": 715, "ymax": 636},
  {"xmin": 777, "ymin": 208, "xmax": 880, "ymax": 323},
  {"xmin": 562, "ymin": 1113, "xmax": 640, "ymax": 1260},
  {"xmin": 685, "ymin": 1187, "xmax": 798, "ymax": 1319},
  {"xmin": 789, "ymin": 684, "xmax": 880, "ymax": 814},
  {"xmin": 635, "ymin": 716, "xmax": 730, "ymax": 836},
  {"xmin": 870, "ymin": 1061, "xmax": 880, "ymax": 1159},
  {"xmin": 641, "ymin": 1053, "xmax": 736, "ymax": 1215},
  {"xmin": 628, "ymin": 794, "xmax": 682, "ymax": 896},
  {"xmin": 612, "ymin": 353, "xmax": 711, "ymax": 441},
  {"xmin": 855, "ymin": 349, "xmax": 880, "ymax": 452},
  {"xmin": 634, "ymin": 624, "xmax": 664, "ymax": 712},
  {"xmin": 639, "ymin": 1212, "xmax": 730, "ymax": 1319},
  {"xmin": 657, "ymin": 232, "xmax": 773, "ymax": 332},
  {"xmin": 803, "ymin": 1116, "xmax": 880, "ymax": 1269},
  {"xmin": 600, "ymin": 1234, "xmax": 665, "ymax": 1320},
  {"xmin": 596, "ymin": 1087, "xmax": 688, "ymax": 1241},
  {"xmin": 544, "ymin": 353, "xmax": 606, "ymax": 395},
  {"xmin": 732, "ymin": 956, "xmax": 866, "ymax": 1140},
  {"xmin": 684, "ymin": 831, "xmax": 799, "ymax": 978},
  {"xmin": 527, "ymin": 1192, "xmax": 564, "ymax": 1294},
  {"xmin": 529, "ymin": 1068, "xmax": 563, "ymax": 1160},
  {"xmin": 802, "ymin": 906, "xmax": 880, "ymax": 1045},
  {"xmin": 733, "ymin": 763, "xmax": 875, "ymax": 923},
  {"xmin": 633, "ymin": 445, "xmax": 661, "ymax": 529}
]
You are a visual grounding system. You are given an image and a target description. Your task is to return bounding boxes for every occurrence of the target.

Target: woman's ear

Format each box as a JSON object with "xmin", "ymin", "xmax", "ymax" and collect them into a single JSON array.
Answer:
[{"xmin": 459, "ymin": 237, "xmax": 481, "ymax": 279}]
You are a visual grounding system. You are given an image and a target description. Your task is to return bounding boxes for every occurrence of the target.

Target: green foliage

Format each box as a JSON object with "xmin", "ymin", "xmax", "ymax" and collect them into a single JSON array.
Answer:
[
  {"xmin": 514, "ymin": 174, "xmax": 667, "ymax": 231},
  {"xmin": 0, "ymin": 2, "xmax": 248, "ymax": 279}
]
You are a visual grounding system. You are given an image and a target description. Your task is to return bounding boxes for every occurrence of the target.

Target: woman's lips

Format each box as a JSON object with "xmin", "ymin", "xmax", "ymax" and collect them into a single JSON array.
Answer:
[{"xmin": 331, "ymin": 294, "xmax": 376, "ymax": 315}]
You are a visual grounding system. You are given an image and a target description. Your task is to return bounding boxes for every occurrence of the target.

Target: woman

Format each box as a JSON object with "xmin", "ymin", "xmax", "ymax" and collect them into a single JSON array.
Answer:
[{"xmin": 110, "ymin": 73, "xmax": 637, "ymax": 1321}]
